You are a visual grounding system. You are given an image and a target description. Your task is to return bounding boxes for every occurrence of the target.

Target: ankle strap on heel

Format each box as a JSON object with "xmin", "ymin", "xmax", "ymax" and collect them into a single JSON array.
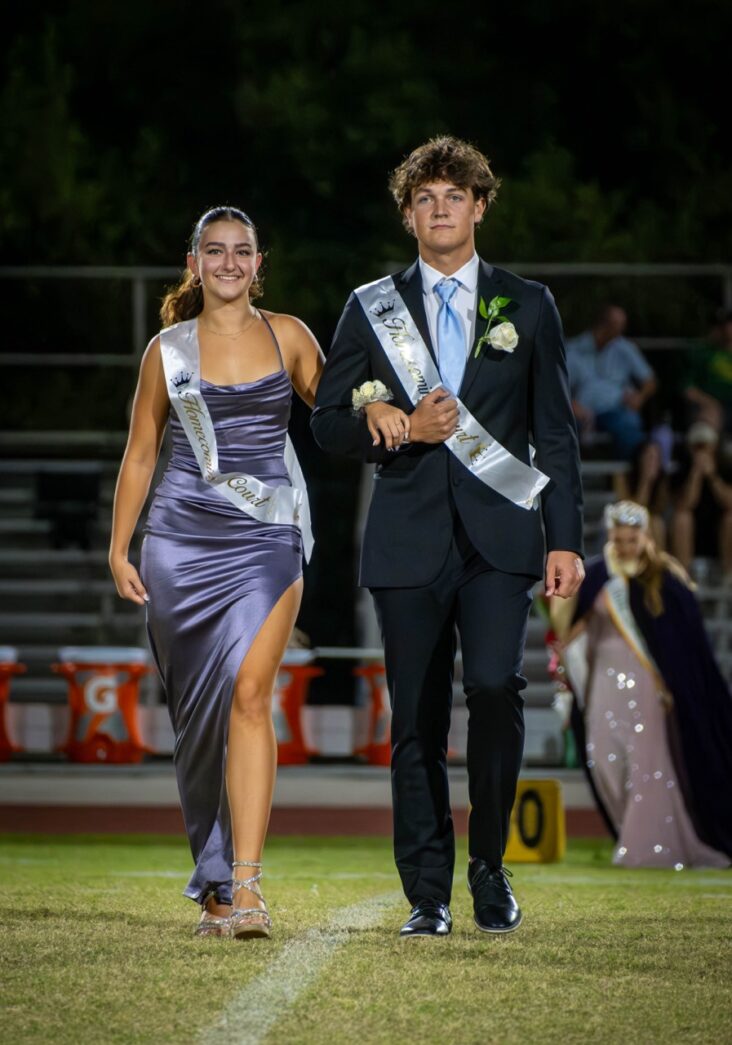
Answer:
[
  {"xmin": 232, "ymin": 860, "xmax": 264, "ymax": 894},
  {"xmin": 230, "ymin": 859, "xmax": 271, "ymax": 933}
]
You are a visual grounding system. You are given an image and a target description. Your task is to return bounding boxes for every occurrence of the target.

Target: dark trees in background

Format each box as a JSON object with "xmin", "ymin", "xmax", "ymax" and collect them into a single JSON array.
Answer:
[{"xmin": 1, "ymin": 0, "xmax": 730, "ymax": 651}]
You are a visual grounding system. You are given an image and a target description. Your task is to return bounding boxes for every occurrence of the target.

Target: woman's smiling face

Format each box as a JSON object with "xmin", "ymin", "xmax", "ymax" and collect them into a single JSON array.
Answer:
[{"xmin": 188, "ymin": 220, "xmax": 262, "ymax": 303}]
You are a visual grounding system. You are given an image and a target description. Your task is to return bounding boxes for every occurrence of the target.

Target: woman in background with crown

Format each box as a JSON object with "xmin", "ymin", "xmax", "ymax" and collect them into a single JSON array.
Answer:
[
  {"xmin": 550, "ymin": 500, "xmax": 732, "ymax": 869},
  {"xmin": 108, "ymin": 206, "xmax": 327, "ymax": 939}
]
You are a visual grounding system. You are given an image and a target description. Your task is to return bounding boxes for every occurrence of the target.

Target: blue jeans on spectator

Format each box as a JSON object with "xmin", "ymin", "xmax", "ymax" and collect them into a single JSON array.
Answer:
[{"xmin": 595, "ymin": 407, "xmax": 645, "ymax": 460}]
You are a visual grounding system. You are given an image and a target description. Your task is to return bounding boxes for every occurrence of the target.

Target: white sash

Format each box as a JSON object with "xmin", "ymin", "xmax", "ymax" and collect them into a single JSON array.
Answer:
[
  {"xmin": 159, "ymin": 319, "xmax": 313, "ymax": 562},
  {"xmin": 355, "ymin": 276, "xmax": 550, "ymax": 510},
  {"xmin": 561, "ymin": 631, "xmax": 590, "ymax": 709},
  {"xmin": 603, "ymin": 575, "xmax": 658, "ymax": 677}
]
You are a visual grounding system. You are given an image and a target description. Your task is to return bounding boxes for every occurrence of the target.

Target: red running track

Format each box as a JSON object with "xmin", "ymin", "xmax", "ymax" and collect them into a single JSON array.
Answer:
[{"xmin": 0, "ymin": 805, "xmax": 608, "ymax": 837}]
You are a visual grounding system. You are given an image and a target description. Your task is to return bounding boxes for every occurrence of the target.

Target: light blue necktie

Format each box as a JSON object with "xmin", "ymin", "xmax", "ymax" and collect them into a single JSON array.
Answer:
[{"xmin": 434, "ymin": 277, "xmax": 466, "ymax": 395}]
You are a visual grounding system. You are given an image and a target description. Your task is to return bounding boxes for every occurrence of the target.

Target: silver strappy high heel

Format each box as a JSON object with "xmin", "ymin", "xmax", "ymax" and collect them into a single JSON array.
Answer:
[
  {"xmin": 230, "ymin": 860, "xmax": 272, "ymax": 940},
  {"xmin": 194, "ymin": 890, "xmax": 231, "ymax": 938}
]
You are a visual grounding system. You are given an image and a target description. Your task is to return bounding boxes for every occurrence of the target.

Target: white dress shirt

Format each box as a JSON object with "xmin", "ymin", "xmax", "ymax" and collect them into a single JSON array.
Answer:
[{"xmin": 419, "ymin": 252, "xmax": 480, "ymax": 361}]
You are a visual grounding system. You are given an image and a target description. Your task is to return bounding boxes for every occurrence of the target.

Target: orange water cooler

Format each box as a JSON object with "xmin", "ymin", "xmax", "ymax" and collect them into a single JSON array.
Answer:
[
  {"xmin": 273, "ymin": 650, "xmax": 324, "ymax": 764},
  {"xmin": 0, "ymin": 646, "xmax": 25, "ymax": 760},
  {"xmin": 353, "ymin": 662, "xmax": 392, "ymax": 766},
  {"xmin": 52, "ymin": 646, "xmax": 153, "ymax": 763}
]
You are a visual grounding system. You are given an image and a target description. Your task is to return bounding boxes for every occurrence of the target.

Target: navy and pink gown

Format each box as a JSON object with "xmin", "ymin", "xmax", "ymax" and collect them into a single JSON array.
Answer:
[
  {"xmin": 140, "ymin": 322, "xmax": 302, "ymax": 905},
  {"xmin": 571, "ymin": 555, "xmax": 732, "ymax": 869}
]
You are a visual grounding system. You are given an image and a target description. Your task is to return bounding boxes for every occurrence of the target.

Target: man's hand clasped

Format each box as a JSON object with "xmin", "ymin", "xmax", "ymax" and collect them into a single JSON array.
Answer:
[
  {"xmin": 365, "ymin": 387, "xmax": 458, "ymax": 450},
  {"xmin": 365, "ymin": 392, "xmax": 585, "ymax": 600}
]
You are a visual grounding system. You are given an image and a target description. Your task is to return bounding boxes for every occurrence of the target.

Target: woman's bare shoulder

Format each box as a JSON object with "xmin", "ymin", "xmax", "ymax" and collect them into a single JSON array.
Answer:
[
  {"xmin": 261, "ymin": 310, "xmax": 309, "ymax": 332},
  {"xmin": 261, "ymin": 311, "xmax": 318, "ymax": 351}
]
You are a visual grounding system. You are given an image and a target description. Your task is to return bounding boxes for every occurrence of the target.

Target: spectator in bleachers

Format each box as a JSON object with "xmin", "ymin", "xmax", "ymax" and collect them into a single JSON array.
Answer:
[
  {"xmin": 670, "ymin": 421, "xmax": 732, "ymax": 581},
  {"xmin": 613, "ymin": 438, "xmax": 670, "ymax": 549},
  {"xmin": 567, "ymin": 305, "xmax": 657, "ymax": 460},
  {"xmin": 683, "ymin": 307, "xmax": 732, "ymax": 435}
]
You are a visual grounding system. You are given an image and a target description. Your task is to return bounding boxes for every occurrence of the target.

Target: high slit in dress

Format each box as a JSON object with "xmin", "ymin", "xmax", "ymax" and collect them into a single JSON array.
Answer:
[{"xmin": 140, "ymin": 318, "xmax": 302, "ymax": 904}]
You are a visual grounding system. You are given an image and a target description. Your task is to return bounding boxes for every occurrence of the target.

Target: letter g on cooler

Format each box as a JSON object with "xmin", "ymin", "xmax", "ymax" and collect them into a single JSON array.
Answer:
[{"xmin": 84, "ymin": 674, "xmax": 119, "ymax": 715}]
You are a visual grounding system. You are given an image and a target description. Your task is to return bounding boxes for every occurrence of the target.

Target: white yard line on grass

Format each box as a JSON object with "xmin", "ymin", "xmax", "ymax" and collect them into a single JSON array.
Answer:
[
  {"xmin": 109, "ymin": 869, "xmax": 397, "ymax": 881},
  {"xmin": 199, "ymin": 891, "xmax": 402, "ymax": 1045}
]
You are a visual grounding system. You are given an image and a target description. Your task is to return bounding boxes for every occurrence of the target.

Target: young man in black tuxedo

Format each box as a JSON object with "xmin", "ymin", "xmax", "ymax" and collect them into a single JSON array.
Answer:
[{"xmin": 311, "ymin": 137, "xmax": 584, "ymax": 937}]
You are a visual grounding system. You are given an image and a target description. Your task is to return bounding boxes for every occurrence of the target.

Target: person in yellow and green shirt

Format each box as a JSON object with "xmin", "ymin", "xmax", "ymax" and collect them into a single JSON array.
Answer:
[{"xmin": 684, "ymin": 308, "xmax": 732, "ymax": 434}]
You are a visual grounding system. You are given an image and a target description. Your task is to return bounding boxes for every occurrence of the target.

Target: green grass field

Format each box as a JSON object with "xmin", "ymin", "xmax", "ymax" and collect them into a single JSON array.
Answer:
[{"xmin": 1, "ymin": 835, "xmax": 730, "ymax": 1044}]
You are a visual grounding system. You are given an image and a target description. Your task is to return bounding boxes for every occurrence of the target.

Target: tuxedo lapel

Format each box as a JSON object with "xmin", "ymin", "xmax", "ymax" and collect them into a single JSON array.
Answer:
[
  {"xmin": 458, "ymin": 259, "xmax": 507, "ymax": 402},
  {"xmin": 395, "ymin": 261, "xmax": 439, "ymax": 368}
]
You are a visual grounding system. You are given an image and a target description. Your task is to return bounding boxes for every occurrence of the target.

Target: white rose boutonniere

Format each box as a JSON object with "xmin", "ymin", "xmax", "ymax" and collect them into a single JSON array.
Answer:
[
  {"xmin": 488, "ymin": 321, "xmax": 519, "ymax": 352},
  {"xmin": 474, "ymin": 295, "xmax": 519, "ymax": 357},
  {"xmin": 352, "ymin": 379, "xmax": 394, "ymax": 411}
]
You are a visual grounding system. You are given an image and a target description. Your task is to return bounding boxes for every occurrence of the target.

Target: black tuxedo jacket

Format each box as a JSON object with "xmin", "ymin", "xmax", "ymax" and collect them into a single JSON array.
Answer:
[{"xmin": 310, "ymin": 258, "xmax": 584, "ymax": 587}]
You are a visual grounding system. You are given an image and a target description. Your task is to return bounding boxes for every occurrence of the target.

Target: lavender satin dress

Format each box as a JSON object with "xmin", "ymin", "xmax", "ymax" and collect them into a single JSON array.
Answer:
[{"xmin": 140, "ymin": 321, "xmax": 302, "ymax": 905}]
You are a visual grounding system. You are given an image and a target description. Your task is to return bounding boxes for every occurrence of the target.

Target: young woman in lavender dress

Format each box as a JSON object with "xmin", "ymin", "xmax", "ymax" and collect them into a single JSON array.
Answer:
[
  {"xmin": 552, "ymin": 501, "xmax": 732, "ymax": 869},
  {"xmin": 109, "ymin": 206, "xmax": 324, "ymax": 938}
]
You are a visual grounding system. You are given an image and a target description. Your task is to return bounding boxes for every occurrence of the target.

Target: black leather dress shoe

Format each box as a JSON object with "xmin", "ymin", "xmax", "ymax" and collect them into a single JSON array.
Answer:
[
  {"xmin": 399, "ymin": 900, "xmax": 452, "ymax": 937},
  {"xmin": 467, "ymin": 860, "xmax": 522, "ymax": 934}
]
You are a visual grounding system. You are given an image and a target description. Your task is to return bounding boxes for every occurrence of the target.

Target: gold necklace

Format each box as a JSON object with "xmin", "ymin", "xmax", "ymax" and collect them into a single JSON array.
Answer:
[{"xmin": 199, "ymin": 310, "xmax": 260, "ymax": 340}]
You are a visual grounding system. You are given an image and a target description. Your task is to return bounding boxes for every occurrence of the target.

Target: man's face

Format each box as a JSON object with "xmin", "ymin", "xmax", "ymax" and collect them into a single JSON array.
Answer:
[
  {"xmin": 604, "ymin": 307, "xmax": 627, "ymax": 340},
  {"xmin": 404, "ymin": 181, "xmax": 486, "ymax": 256}
]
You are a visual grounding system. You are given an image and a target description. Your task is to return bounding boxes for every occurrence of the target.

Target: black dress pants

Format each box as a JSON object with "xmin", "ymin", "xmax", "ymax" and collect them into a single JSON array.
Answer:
[{"xmin": 370, "ymin": 516, "xmax": 535, "ymax": 905}]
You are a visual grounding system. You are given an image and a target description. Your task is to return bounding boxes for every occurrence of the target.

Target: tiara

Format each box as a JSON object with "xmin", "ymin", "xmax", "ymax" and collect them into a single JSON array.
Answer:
[{"xmin": 603, "ymin": 500, "xmax": 649, "ymax": 531}]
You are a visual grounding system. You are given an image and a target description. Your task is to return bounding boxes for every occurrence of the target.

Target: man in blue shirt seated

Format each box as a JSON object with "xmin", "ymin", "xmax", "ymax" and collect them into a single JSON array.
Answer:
[{"xmin": 567, "ymin": 304, "xmax": 657, "ymax": 459}]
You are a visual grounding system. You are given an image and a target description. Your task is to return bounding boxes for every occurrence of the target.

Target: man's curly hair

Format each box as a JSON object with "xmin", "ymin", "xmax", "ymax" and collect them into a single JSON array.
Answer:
[{"xmin": 389, "ymin": 136, "xmax": 501, "ymax": 232}]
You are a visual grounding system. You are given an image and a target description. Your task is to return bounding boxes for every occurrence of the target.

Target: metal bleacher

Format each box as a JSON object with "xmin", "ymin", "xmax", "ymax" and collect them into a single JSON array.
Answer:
[
  {"xmin": 0, "ymin": 452, "xmax": 149, "ymax": 707},
  {"xmin": 4, "ymin": 435, "xmax": 731, "ymax": 729}
]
